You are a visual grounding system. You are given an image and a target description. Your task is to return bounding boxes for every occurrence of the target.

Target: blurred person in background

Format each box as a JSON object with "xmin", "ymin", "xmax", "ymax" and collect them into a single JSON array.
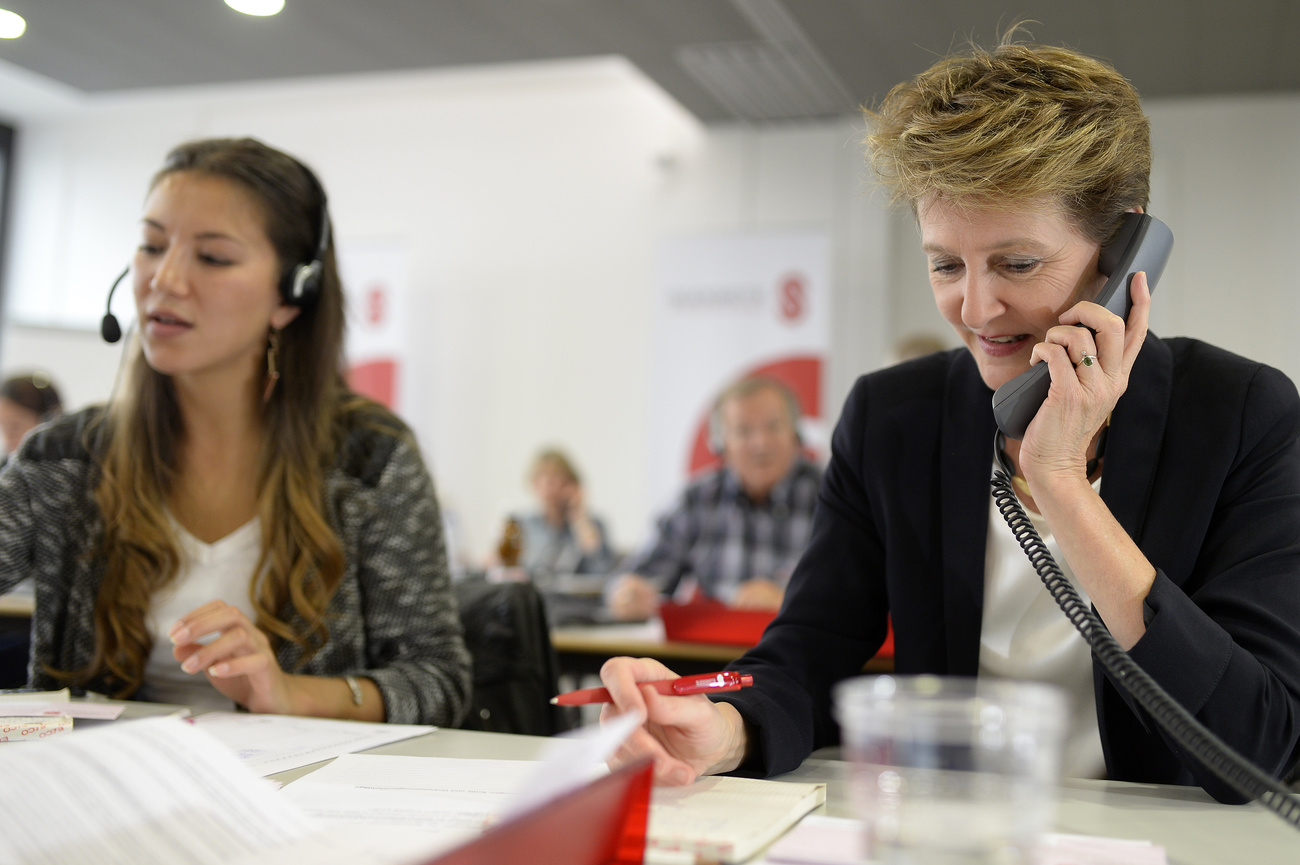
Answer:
[
  {"xmin": 608, "ymin": 377, "xmax": 821, "ymax": 619},
  {"xmin": 0, "ymin": 373, "xmax": 62, "ymax": 459},
  {"xmin": 512, "ymin": 448, "xmax": 615, "ymax": 577}
]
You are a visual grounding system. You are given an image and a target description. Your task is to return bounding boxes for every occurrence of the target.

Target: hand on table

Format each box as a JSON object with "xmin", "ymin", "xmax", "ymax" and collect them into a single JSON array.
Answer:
[
  {"xmin": 168, "ymin": 599, "xmax": 297, "ymax": 714},
  {"xmin": 565, "ymin": 484, "xmax": 603, "ymax": 554},
  {"xmin": 608, "ymin": 574, "xmax": 660, "ymax": 621},
  {"xmin": 599, "ymin": 656, "xmax": 750, "ymax": 786},
  {"xmin": 731, "ymin": 578, "xmax": 784, "ymax": 610}
]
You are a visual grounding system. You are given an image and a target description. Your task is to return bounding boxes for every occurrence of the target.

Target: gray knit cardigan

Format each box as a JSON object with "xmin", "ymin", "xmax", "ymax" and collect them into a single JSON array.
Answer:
[{"xmin": 0, "ymin": 403, "xmax": 472, "ymax": 727}]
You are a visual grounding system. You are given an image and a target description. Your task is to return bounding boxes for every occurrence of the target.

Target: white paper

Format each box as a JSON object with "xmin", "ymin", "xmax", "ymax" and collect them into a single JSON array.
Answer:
[
  {"xmin": 190, "ymin": 710, "xmax": 435, "ymax": 775},
  {"xmin": 283, "ymin": 717, "xmax": 823, "ymax": 865},
  {"xmin": 506, "ymin": 708, "xmax": 642, "ymax": 816},
  {"xmin": 0, "ymin": 689, "xmax": 70, "ymax": 702},
  {"xmin": 282, "ymin": 754, "xmax": 536, "ymax": 858},
  {"xmin": 762, "ymin": 815, "xmax": 867, "ymax": 864},
  {"xmin": 0, "ymin": 716, "xmax": 319, "ymax": 865},
  {"xmin": 282, "ymin": 715, "xmax": 644, "ymax": 859},
  {"xmin": 0, "ymin": 701, "xmax": 125, "ymax": 720},
  {"xmin": 1036, "ymin": 832, "xmax": 1168, "ymax": 865},
  {"xmin": 759, "ymin": 820, "xmax": 1168, "ymax": 865}
]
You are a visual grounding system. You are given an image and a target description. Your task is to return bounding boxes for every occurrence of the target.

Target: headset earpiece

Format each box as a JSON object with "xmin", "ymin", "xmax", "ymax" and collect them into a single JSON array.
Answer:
[
  {"xmin": 283, "ymin": 257, "xmax": 324, "ymax": 305},
  {"xmin": 278, "ymin": 159, "xmax": 332, "ymax": 307},
  {"xmin": 708, "ymin": 406, "xmax": 725, "ymax": 455},
  {"xmin": 101, "ymin": 266, "xmax": 129, "ymax": 344}
]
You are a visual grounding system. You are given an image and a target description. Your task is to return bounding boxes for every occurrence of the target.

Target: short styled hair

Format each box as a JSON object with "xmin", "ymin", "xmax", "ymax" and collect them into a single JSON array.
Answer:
[{"xmin": 865, "ymin": 33, "xmax": 1151, "ymax": 244}]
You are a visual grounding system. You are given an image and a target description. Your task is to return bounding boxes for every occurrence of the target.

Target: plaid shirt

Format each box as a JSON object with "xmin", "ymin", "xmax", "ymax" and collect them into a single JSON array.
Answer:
[{"xmin": 622, "ymin": 457, "xmax": 822, "ymax": 602}]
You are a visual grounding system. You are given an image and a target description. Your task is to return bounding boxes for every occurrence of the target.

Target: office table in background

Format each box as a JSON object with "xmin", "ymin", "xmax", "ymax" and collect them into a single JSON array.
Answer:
[
  {"xmin": 0, "ymin": 591, "xmax": 33, "ymax": 619},
  {"xmin": 550, "ymin": 618, "xmax": 894, "ymax": 678}
]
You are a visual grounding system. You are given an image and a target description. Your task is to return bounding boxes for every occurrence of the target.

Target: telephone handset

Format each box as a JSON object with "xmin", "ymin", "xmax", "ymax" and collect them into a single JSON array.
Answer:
[{"xmin": 991, "ymin": 212, "xmax": 1175, "ymax": 439}]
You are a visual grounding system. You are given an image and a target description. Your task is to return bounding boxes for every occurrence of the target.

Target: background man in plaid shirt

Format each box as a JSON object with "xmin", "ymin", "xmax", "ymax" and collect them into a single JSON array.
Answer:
[{"xmin": 608, "ymin": 378, "xmax": 822, "ymax": 620}]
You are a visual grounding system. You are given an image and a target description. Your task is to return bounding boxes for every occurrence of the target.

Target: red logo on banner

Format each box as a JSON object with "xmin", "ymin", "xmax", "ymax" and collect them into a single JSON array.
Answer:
[
  {"xmin": 778, "ymin": 274, "xmax": 806, "ymax": 322},
  {"xmin": 346, "ymin": 359, "xmax": 397, "ymax": 409},
  {"xmin": 366, "ymin": 284, "xmax": 387, "ymax": 326}
]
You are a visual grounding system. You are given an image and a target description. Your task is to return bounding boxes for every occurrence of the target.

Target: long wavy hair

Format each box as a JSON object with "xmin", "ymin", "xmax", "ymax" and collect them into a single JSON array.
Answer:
[{"xmin": 69, "ymin": 137, "xmax": 355, "ymax": 697}]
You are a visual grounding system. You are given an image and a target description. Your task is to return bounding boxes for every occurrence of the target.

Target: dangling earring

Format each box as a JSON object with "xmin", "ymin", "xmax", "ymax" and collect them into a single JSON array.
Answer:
[{"xmin": 263, "ymin": 328, "xmax": 281, "ymax": 404}]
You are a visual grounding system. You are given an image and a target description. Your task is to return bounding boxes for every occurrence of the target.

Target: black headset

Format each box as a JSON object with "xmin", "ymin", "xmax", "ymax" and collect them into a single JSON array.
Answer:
[
  {"xmin": 101, "ymin": 267, "xmax": 128, "ymax": 343},
  {"xmin": 101, "ymin": 159, "xmax": 332, "ymax": 344},
  {"xmin": 278, "ymin": 159, "xmax": 331, "ymax": 307}
]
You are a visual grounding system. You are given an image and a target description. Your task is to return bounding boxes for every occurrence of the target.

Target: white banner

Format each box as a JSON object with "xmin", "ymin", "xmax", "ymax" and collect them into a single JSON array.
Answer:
[
  {"xmin": 647, "ymin": 231, "xmax": 830, "ymax": 514},
  {"xmin": 337, "ymin": 238, "xmax": 411, "ymax": 415}
]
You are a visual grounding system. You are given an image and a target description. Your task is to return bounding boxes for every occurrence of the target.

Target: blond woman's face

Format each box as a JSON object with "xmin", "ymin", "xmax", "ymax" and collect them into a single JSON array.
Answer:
[{"xmin": 920, "ymin": 196, "xmax": 1105, "ymax": 392}]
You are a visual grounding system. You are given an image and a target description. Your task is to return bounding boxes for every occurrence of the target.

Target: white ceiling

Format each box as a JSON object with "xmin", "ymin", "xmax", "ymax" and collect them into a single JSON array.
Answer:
[{"xmin": 0, "ymin": 0, "xmax": 1298, "ymax": 123}]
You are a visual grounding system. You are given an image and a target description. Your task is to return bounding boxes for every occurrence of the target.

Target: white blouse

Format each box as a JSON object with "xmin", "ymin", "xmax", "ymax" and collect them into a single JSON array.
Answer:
[
  {"xmin": 141, "ymin": 517, "xmax": 262, "ymax": 712},
  {"xmin": 980, "ymin": 479, "xmax": 1107, "ymax": 779}
]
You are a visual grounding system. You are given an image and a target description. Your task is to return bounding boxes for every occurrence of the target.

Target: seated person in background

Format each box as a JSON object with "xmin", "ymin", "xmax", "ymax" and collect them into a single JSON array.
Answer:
[
  {"xmin": 516, "ymin": 448, "xmax": 615, "ymax": 576},
  {"xmin": 599, "ymin": 34, "xmax": 1300, "ymax": 800},
  {"xmin": 887, "ymin": 333, "xmax": 947, "ymax": 365},
  {"xmin": 608, "ymin": 377, "xmax": 822, "ymax": 619},
  {"xmin": 0, "ymin": 372, "xmax": 62, "ymax": 458},
  {"xmin": 0, "ymin": 137, "xmax": 471, "ymax": 724}
]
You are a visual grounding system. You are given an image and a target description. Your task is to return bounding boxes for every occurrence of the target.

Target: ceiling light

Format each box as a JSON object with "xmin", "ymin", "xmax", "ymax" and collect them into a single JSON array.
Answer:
[
  {"xmin": 0, "ymin": 9, "xmax": 26, "ymax": 39},
  {"xmin": 225, "ymin": 0, "xmax": 285, "ymax": 16}
]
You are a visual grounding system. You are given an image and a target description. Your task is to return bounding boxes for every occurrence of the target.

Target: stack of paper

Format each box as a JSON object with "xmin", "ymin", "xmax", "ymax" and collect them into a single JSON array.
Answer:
[
  {"xmin": 280, "ymin": 753, "xmax": 825, "ymax": 864},
  {"xmin": 190, "ymin": 710, "xmax": 434, "ymax": 775},
  {"xmin": 0, "ymin": 717, "xmax": 325, "ymax": 864},
  {"xmin": 0, "ymin": 711, "xmax": 824, "ymax": 865}
]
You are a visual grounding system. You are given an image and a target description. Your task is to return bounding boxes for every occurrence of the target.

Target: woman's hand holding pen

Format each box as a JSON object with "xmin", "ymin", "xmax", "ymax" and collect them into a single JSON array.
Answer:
[
  {"xmin": 599, "ymin": 656, "xmax": 751, "ymax": 786},
  {"xmin": 168, "ymin": 600, "xmax": 296, "ymax": 714}
]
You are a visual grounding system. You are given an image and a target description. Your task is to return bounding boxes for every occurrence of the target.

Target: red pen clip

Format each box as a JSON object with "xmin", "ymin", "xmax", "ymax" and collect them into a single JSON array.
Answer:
[
  {"xmin": 550, "ymin": 671, "xmax": 755, "ymax": 706},
  {"xmin": 669, "ymin": 671, "xmax": 753, "ymax": 695}
]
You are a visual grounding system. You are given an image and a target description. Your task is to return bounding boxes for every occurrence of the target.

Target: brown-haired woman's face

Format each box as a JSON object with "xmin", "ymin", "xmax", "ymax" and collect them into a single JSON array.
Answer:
[
  {"xmin": 533, "ymin": 464, "xmax": 576, "ymax": 512},
  {"xmin": 132, "ymin": 172, "xmax": 300, "ymax": 387},
  {"xmin": 920, "ymin": 196, "xmax": 1105, "ymax": 393},
  {"xmin": 0, "ymin": 397, "xmax": 41, "ymax": 454}
]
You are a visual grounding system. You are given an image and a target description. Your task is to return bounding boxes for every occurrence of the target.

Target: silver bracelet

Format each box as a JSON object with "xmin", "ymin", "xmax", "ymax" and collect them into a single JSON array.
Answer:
[{"xmin": 344, "ymin": 675, "xmax": 364, "ymax": 707}]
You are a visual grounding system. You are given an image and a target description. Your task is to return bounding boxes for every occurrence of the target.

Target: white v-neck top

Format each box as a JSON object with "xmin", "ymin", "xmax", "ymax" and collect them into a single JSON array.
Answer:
[
  {"xmin": 980, "ymin": 479, "xmax": 1106, "ymax": 779},
  {"xmin": 141, "ymin": 516, "xmax": 262, "ymax": 712}
]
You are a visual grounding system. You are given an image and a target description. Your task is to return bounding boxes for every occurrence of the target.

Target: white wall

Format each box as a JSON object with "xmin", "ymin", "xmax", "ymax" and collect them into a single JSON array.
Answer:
[
  {"xmin": 0, "ymin": 57, "xmax": 888, "ymax": 563},
  {"xmin": 3, "ymin": 58, "xmax": 1298, "ymax": 563}
]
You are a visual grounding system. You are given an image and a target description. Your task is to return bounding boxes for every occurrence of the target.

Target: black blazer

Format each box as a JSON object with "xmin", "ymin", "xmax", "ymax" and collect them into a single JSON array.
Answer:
[{"xmin": 721, "ymin": 335, "xmax": 1300, "ymax": 803}]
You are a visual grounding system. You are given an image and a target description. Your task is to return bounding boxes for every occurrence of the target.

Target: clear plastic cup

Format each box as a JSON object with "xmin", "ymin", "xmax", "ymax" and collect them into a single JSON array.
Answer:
[{"xmin": 834, "ymin": 675, "xmax": 1067, "ymax": 865}]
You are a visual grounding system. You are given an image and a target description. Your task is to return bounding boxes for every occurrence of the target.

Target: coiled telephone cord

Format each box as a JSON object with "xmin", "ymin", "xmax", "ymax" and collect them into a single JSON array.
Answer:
[{"xmin": 990, "ymin": 470, "xmax": 1300, "ymax": 830}]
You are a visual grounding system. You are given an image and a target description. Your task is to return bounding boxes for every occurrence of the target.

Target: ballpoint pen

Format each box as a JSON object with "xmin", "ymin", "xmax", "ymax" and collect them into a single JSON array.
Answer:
[{"xmin": 549, "ymin": 671, "xmax": 754, "ymax": 706}]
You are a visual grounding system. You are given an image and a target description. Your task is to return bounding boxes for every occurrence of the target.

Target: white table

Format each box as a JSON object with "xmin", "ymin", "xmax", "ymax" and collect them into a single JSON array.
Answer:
[{"xmin": 111, "ymin": 701, "xmax": 1300, "ymax": 864}]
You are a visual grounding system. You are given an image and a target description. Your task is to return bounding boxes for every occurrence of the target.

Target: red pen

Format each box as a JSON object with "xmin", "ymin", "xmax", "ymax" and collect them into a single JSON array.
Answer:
[{"xmin": 549, "ymin": 671, "xmax": 754, "ymax": 706}]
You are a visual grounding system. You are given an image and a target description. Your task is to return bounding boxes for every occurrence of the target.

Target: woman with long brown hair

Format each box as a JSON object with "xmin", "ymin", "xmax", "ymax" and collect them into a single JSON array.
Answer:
[{"xmin": 0, "ymin": 137, "xmax": 471, "ymax": 724}]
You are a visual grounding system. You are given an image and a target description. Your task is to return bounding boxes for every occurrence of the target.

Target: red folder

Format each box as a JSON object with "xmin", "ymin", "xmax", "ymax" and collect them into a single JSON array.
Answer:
[
  {"xmin": 660, "ymin": 599, "xmax": 895, "ymax": 658},
  {"xmin": 659, "ymin": 599, "xmax": 776, "ymax": 646},
  {"xmin": 422, "ymin": 759, "xmax": 653, "ymax": 865}
]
